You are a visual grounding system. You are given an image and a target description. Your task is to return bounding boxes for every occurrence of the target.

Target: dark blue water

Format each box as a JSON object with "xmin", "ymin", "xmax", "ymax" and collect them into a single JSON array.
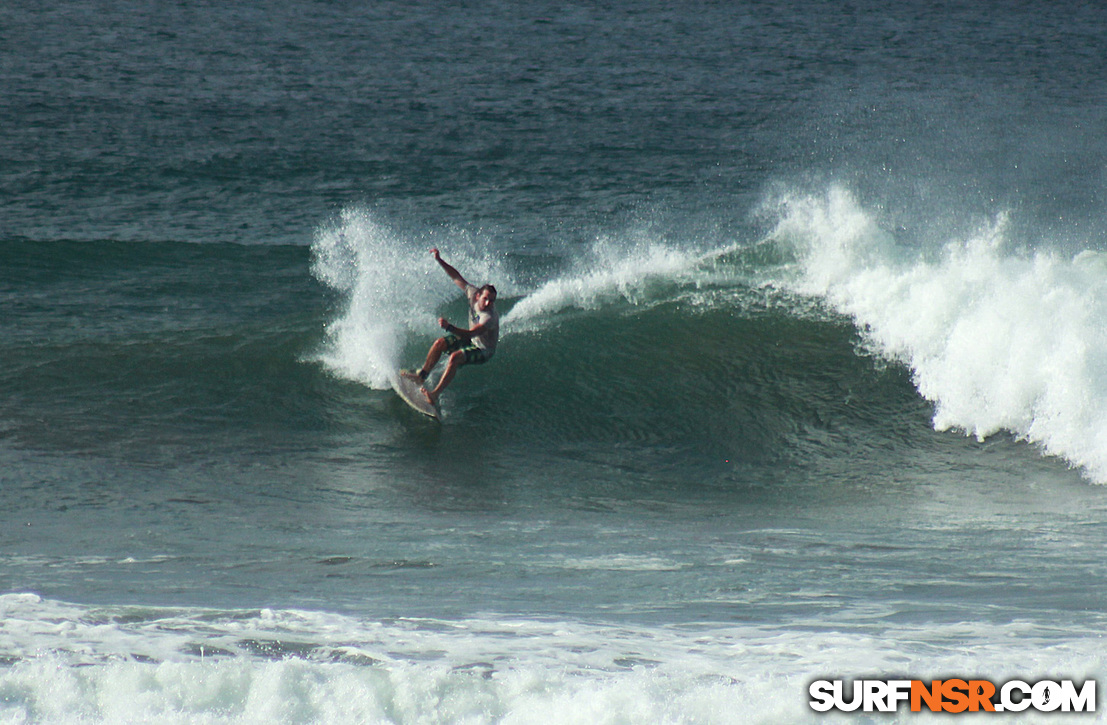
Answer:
[{"xmin": 4, "ymin": 1, "xmax": 1107, "ymax": 721}]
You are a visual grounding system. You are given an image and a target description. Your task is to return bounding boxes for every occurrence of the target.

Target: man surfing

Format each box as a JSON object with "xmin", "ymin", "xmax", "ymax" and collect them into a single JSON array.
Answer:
[{"xmin": 402, "ymin": 248, "xmax": 499, "ymax": 407}]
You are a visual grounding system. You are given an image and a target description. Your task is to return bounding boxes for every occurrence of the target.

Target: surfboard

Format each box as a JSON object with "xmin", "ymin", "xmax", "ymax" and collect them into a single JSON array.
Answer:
[{"xmin": 392, "ymin": 370, "xmax": 441, "ymax": 421}]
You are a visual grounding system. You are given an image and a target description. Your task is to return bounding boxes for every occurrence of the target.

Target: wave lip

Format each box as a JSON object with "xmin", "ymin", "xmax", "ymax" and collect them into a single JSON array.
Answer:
[{"xmin": 769, "ymin": 186, "xmax": 1107, "ymax": 482}]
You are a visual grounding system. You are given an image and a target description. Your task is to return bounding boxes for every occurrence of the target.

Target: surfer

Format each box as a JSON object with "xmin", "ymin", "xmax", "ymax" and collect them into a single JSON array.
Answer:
[{"xmin": 403, "ymin": 248, "xmax": 499, "ymax": 407}]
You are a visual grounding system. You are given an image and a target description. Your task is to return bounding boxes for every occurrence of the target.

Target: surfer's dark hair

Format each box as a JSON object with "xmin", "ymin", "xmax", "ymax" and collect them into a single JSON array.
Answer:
[{"xmin": 480, "ymin": 284, "xmax": 497, "ymax": 300}]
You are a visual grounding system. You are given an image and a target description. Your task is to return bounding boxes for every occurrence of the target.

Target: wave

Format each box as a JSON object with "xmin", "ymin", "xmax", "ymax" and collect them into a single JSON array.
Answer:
[
  {"xmin": 310, "ymin": 194, "xmax": 1107, "ymax": 484},
  {"xmin": 10, "ymin": 198, "xmax": 1098, "ymax": 484},
  {"xmin": 767, "ymin": 186, "xmax": 1107, "ymax": 483},
  {"xmin": 1, "ymin": 593, "xmax": 1100, "ymax": 724},
  {"xmin": 309, "ymin": 207, "xmax": 943, "ymax": 480}
]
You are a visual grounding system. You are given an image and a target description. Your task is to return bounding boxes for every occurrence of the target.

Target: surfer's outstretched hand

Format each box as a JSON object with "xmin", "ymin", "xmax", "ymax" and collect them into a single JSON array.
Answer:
[{"xmin": 430, "ymin": 248, "xmax": 441, "ymax": 260}]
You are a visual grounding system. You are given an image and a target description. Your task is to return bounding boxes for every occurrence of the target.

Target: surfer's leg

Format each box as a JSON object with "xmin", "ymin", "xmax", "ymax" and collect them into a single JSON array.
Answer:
[
  {"xmin": 424, "ymin": 350, "xmax": 466, "ymax": 404},
  {"xmin": 416, "ymin": 337, "xmax": 450, "ymax": 379}
]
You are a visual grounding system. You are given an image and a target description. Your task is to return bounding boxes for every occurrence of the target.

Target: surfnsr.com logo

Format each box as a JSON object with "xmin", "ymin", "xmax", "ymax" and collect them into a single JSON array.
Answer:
[{"xmin": 809, "ymin": 678, "xmax": 1096, "ymax": 714}]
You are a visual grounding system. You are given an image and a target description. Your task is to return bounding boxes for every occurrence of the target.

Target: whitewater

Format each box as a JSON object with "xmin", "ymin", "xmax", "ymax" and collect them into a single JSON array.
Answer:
[
  {"xmin": 4, "ymin": 592, "xmax": 1104, "ymax": 724},
  {"xmin": 770, "ymin": 187, "xmax": 1107, "ymax": 484}
]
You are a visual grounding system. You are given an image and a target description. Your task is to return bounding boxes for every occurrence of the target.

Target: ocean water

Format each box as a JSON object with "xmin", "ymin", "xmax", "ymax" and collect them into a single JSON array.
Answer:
[{"xmin": 4, "ymin": 1, "xmax": 1107, "ymax": 722}]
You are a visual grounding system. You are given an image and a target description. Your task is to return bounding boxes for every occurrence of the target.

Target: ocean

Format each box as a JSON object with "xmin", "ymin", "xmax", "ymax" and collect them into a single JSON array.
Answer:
[{"xmin": 3, "ymin": 0, "xmax": 1107, "ymax": 722}]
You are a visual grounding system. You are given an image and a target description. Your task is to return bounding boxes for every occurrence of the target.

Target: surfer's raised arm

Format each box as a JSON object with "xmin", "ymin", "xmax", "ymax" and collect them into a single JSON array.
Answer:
[{"xmin": 431, "ymin": 248, "xmax": 469, "ymax": 291}]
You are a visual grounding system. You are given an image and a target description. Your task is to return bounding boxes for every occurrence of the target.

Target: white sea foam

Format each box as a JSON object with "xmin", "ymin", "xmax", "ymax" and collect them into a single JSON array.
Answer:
[
  {"xmin": 767, "ymin": 186, "xmax": 1107, "ymax": 482},
  {"xmin": 555, "ymin": 555, "xmax": 689, "ymax": 572},
  {"xmin": 0, "ymin": 594, "xmax": 1102, "ymax": 724},
  {"xmin": 310, "ymin": 208, "xmax": 510, "ymax": 390}
]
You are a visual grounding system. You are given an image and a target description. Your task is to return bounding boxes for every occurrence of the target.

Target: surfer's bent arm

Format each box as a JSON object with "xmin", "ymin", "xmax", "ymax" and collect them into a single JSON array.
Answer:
[
  {"xmin": 438, "ymin": 317, "xmax": 488, "ymax": 340},
  {"xmin": 431, "ymin": 248, "xmax": 469, "ymax": 291}
]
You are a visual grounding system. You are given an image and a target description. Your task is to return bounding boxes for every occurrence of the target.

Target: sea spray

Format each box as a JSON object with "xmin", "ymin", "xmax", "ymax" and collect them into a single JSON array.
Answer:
[
  {"xmin": 502, "ymin": 238, "xmax": 705, "ymax": 332},
  {"xmin": 312, "ymin": 209, "xmax": 717, "ymax": 367},
  {"xmin": 310, "ymin": 208, "xmax": 511, "ymax": 389},
  {"xmin": 768, "ymin": 186, "xmax": 1107, "ymax": 482}
]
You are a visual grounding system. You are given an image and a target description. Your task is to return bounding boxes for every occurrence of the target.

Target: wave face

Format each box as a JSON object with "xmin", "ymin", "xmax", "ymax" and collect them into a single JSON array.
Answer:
[
  {"xmin": 308, "ymin": 207, "xmax": 942, "ymax": 482},
  {"xmin": 309, "ymin": 189, "xmax": 1107, "ymax": 485}
]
